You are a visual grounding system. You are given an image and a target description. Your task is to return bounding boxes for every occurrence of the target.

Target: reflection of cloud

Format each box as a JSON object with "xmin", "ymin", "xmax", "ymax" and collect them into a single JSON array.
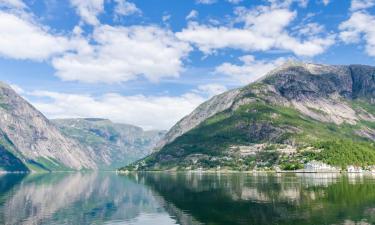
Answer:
[
  {"xmin": 1, "ymin": 173, "xmax": 172, "ymax": 225},
  {"xmin": 4, "ymin": 173, "xmax": 97, "ymax": 225}
]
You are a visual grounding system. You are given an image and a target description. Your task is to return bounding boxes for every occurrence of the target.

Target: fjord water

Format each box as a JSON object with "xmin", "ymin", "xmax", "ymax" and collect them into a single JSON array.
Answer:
[{"xmin": 0, "ymin": 173, "xmax": 375, "ymax": 225}]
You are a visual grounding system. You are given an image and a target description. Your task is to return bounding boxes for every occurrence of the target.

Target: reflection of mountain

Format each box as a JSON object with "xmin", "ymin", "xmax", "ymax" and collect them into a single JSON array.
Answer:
[
  {"xmin": 136, "ymin": 173, "xmax": 375, "ymax": 225},
  {"xmin": 0, "ymin": 173, "xmax": 27, "ymax": 207},
  {"xmin": 0, "ymin": 173, "xmax": 175, "ymax": 225},
  {"xmin": 2, "ymin": 173, "xmax": 375, "ymax": 225}
]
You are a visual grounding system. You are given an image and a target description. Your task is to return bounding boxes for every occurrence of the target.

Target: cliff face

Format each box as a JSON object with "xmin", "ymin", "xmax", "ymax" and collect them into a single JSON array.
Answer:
[
  {"xmin": 128, "ymin": 62, "xmax": 375, "ymax": 171},
  {"xmin": 154, "ymin": 89, "xmax": 241, "ymax": 151},
  {"xmin": 0, "ymin": 82, "xmax": 96, "ymax": 171},
  {"xmin": 53, "ymin": 118, "xmax": 166, "ymax": 169}
]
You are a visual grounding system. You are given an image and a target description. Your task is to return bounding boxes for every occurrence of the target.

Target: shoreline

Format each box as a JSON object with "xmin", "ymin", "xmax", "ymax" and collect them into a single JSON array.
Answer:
[
  {"xmin": 116, "ymin": 169, "xmax": 375, "ymax": 174},
  {"xmin": 2, "ymin": 169, "xmax": 374, "ymax": 174}
]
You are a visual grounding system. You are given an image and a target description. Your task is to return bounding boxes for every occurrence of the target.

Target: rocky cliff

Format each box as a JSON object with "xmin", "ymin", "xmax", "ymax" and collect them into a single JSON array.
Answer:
[
  {"xmin": 124, "ymin": 62, "xmax": 375, "ymax": 171},
  {"xmin": 0, "ymin": 82, "xmax": 96, "ymax": 172},
  {"xmin": 53, "ymin": 118, "xmax": 166, "ymax": 169}
]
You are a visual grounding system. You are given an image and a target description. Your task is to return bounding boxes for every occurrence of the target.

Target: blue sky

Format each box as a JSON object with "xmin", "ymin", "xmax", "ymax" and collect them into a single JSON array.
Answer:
[{"xmin": 0, "ymin": 0, "xmax": 374, "ymax": 130}]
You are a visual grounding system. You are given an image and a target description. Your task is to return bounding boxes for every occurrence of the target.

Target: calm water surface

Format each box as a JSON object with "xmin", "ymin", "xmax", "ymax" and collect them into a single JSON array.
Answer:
[{"xmin": 0, "ymin": 172, "xmax": 375, "ymax": 225}]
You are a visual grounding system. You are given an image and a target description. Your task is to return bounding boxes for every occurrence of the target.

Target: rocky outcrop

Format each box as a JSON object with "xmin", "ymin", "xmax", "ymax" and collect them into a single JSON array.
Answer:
[
  {"xmin": 155, "ymin": 88, "xmax": 241, "ymax": 150},
  {"xmin": 0, "ymin": 82, "xmax": 96, "ymax": 171}
]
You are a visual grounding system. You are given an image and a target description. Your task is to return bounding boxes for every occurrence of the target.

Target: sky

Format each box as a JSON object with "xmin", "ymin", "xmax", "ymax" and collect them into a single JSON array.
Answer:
[{"xmin": 0, "ymin": 0, "xmax": 375, "ymax": 130}]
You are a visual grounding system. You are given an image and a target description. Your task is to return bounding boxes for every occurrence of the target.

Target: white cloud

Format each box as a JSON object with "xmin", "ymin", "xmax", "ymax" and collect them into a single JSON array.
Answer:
[
  {"xmin": 296, "ymin": 22, "xmax": 324, "ymax": 36},
  {"xmin": 186, "ymin": 10, "xmax": 198, "ymax": 20},
  {"xmin": 195, "ymin": 83, "xmax": 227, "ymax": 97},
  {"xmin": 70, "ymin": 0, "xmax": 104, "ymax": 26},
  {"xmin": 339, "ymin": 11, "xmax": 375, "ymax": 56},
  {"xmin": 268, "ymin": 0, "xmax": 309, "ymax": 8},
  {"xmin": 114, "ymin": 0, "xmax": 141, "ymax": 17},
  {"xmin": 162, "ymin": 14, "xmax": 171, "ymax": 22},
  {"xmin": 215, "ymin": 55, "xmax": 287, "ymax": 84},
  {"xmin": 29, "ymin": 91, "xmax": 205, "ymax": 130},
  {"xmin": 177, "ymin": 6, "xmax": 335, "ymax": 57},
  {"xmin": 350, "ymin": 0, "xmax": 375, "ymax": 11},
  {"xmin": 322, "ymin": 0, "xmax": 330, "ymax": 5},
  {"xmin": 0, "ymin": 0, "xmax": 25, "ymax": 9},
  {"xmin": 52, "ymin": 25, "xmax": 192, "ymax": 83},
  {"xmin": 0, "ymin": 12, "xmax": 72, "ymax": 60},
  {"xmin": 196, "ymin": 0, "xmax": 216, "ymax": 4},
  {"xmin": 227, "ymin": 0, "xmax": 243, "ymax": 4},
  {"xmin": 9, "ymin": 84, "xmax": 25, "ymax": 94}
]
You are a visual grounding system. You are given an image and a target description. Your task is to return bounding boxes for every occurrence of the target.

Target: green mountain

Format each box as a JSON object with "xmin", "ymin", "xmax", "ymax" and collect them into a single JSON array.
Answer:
[
  {"xmin": 122, "ymin": 62, "xmax": 375, "ymax": 171},
  {"xmin": 53, "ymin": 118, "xmax": 166, "ymax": 170},
  {"xmin": 0, "ymin": 82, "xmax": 96, "ymax": 172}
]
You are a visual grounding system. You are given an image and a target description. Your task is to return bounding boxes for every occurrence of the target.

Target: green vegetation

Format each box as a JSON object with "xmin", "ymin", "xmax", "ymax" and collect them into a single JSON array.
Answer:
[
  {"xmin": 314, "ymin": 140, "xmax": 375, "ymax": 168},
  {"xmin": 124, "ymin": 99, "xmax": 375, "ymax": 171},
  {"xmin": 29, "ymin": 157, "xmax": 74, "ymax": 172}
]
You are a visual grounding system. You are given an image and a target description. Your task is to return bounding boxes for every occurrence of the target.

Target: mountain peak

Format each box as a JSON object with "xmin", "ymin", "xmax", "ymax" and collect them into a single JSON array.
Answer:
[
  {"xmin": 0, "ymin": 81, "xmax": 12, "ymax": 90},
  {"xmin": 264, "ymin": 61, "xmax": 347, "ymax": 79}
]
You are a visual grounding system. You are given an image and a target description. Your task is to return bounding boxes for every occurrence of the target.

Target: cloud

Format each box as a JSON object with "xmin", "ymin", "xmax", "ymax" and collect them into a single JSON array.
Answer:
[
  {"xmin": 52, "ymin": 25, "xmax": 192, "ymax": 83},
  {"xmin": 28, "ymin": 90, "xmax": 205, "ymax": 130},
  {"xmin": 194, "ymin": 83, "xmax": 227, "ymax": 97},
  {"xmin": 0, "ymin": 12, "xmax": 72, "ymax": 60},
  {"xmin": 350, "ymin": 0, "xmax": 375, "ymax": 11},
  {"xmin": 196, "ymin": 0, "xmax": 216, "ymax": 4},
  {"xmin": 268, "ymin": 0, "xmax": 309, "ymax": 8},
  {"xmin": 9, "ymin": 83, "xmax": 25, "ymax": 94},
  {"xmin": 322, "ymin": 0, "xmax": 330, "ymax": 5},
  {"xmin": 227, "ymin": 0, "xmax": 243, "ymax": 4},
  {"xmin": 0, "ymin": 4, "xmax": 192, "ymax": 84},
  {"xmin": 70, "ymin": 0, "xmax": 104, "ymax": 26},
  {"xmin": 176, "ymin": 6, "xmax": 335, "ymax": 57},
  {"xmin": 114, "ymin": 0, "xmax": 141, "ymax": 17},
  {"xmin": 215, "ymin": 55, "xmax": 287, "ymax": 84},
  {"xmin": 0, "ymin": 0, "xmax": 26, "ymax": 9},
  {"xmin": 186, "ymin": 10, "xmax": 198, "ymax": 20},
  {"xmin": 162, "ymin": 13, "xmax": 171, "ymax": 22},
  {"xmin": 339, "ymin": 11, "xmax": 375, "ymax": 56}
]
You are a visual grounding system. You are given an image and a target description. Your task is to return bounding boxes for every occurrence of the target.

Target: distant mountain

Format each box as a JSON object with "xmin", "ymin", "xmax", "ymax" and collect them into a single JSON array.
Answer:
[
  {"xmin": 53, "ymin": 118, "xmax": 166, "ymax": 170},
  {"xmin": 0, "ymin": 82, "xmax": 96, "ymax": 172},
  {"xmin": 123, "ymin": 62, "xmax": 375, "ymax": 171}
]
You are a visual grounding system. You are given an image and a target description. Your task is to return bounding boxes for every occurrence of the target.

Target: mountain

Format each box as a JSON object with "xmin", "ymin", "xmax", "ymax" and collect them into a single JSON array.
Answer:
[
  {"xmin": 0, "ymin": 82, "xmax": 96, "ymax": 172},
  {"xmin": 123, "ymin": 62, "xmax": 375, "ymax": 171},
  {"xmin": 53, "ymin": 118, "xmax": 166, "ymax": 169}
]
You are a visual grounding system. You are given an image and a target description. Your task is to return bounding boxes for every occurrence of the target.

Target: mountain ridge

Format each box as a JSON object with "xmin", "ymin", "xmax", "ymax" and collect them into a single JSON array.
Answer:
[
  {"xmin": 52, "ymin": 118, "xmax": 166, "ymax": 169},
  {"xmin": 0, "ymin": 82, "xmax": 165, "ymax": 172},
  {"xmin": 125, "ymin": 62, "xmax": 375, "ymax": 171},
  {"xmin": 0, "ymin": 82, "xmax": 96, "ymax": 172}
]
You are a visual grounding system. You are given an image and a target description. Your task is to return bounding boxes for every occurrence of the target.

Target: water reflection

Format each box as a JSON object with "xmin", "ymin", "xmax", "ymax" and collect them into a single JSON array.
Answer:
[
  {"xmin": 0, "ymin": 172, "xmax": 177, "ymax": 225},
  {"xmin": 134, "ymin": 172, "xmax": 375, "ymax": 225},
  {"xmin": 0, "ymin": 172, "xmax": 375, "ymax": 225}
]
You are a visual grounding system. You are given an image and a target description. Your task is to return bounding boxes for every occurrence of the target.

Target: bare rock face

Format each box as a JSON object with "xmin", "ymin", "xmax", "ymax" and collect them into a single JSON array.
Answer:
[
  {"xmin": 350, "ymin": 65, "xmax": 375, "ymax": 102},
  {"xmin": 155, "ymin": 88, "xmax": 241, "ymax": 150},
  {"xmin": 53, "ymin": 118, "xmax": 166, "ymax": 169},
  {"xmin": 0, "ymin": 82, "xmax": 96, "ymax": 171}
]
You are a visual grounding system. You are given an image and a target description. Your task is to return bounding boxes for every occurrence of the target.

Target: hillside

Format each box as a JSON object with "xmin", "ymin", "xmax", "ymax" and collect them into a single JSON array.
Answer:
[
  {"xmin": 53, "ymin": 118, "xmax": 165, "ymax": 169},
  {"xmin": 0, "ymin": 82, "xmax": 96, "ymax": 172},
  {"xmin": 122, "ymin": 62, "xmax": 375, "ymax": 171}
]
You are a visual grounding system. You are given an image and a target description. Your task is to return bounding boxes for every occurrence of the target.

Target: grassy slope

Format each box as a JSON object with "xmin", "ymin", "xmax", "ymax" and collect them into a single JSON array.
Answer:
[{"xmin": 124, "ymin": 98, "xmax": 375, "ymax": 171}]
